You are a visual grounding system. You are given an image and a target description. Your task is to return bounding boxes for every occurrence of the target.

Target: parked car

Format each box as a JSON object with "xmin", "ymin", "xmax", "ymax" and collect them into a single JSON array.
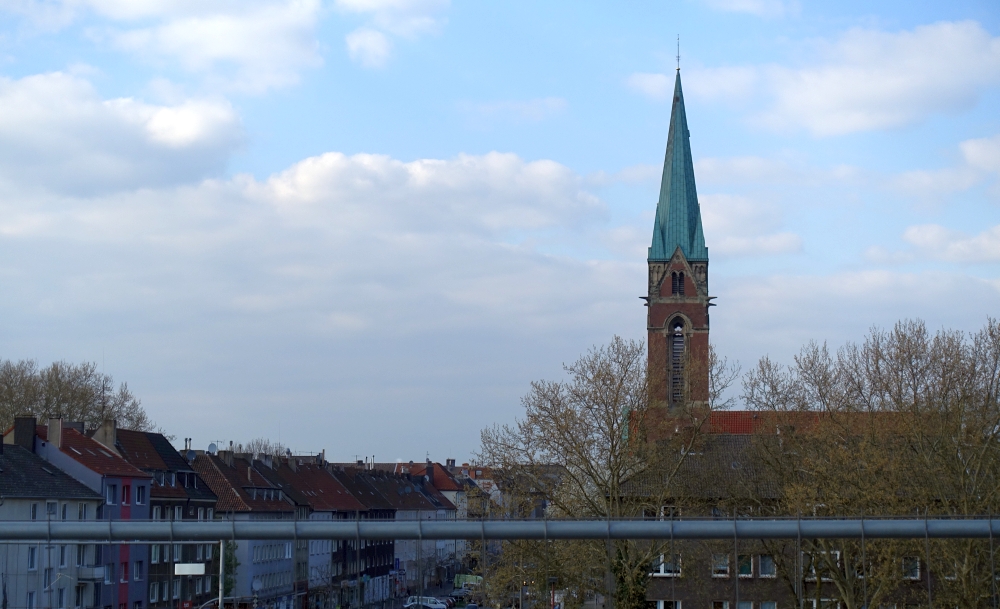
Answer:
[{"xmin": 405, "ymin": 598, "xmax": 447, "ymax": 609}]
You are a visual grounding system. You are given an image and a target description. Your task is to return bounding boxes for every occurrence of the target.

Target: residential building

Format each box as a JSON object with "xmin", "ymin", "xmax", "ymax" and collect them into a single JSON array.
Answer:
[
  {"xmin": 6, "ymin": 417, "xmax": 153, "ymax": 609},
  {"xmin": 0, "ymin": 441, "xmax": 103, "ymax": 609},
  {"xmin": 114, "ymin": 432, "xmax": 219, "ymax": 609}
]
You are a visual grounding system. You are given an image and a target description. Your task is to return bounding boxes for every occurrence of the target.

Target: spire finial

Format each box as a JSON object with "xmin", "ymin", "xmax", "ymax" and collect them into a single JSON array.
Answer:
[{"xmin": 676, "ymin": 35, "xmax": 680, "ymax": 71}]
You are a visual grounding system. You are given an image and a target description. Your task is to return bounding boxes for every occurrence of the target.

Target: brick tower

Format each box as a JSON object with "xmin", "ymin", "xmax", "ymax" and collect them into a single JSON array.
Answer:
[{"xmin": 645, "ymin": 71, "xmax": 711, "ymax": 410}]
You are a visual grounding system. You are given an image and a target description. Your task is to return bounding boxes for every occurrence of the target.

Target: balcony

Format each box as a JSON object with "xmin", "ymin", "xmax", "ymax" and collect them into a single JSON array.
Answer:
[{"xmin": 77, "ymin": 566, "xmax": 106, "ymax": 581}]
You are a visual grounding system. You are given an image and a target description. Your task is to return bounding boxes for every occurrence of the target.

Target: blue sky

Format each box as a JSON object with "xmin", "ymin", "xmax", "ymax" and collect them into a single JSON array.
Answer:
[{"xmin": 0, "ymin": 0, "xmax": 997, "ymax": 462}]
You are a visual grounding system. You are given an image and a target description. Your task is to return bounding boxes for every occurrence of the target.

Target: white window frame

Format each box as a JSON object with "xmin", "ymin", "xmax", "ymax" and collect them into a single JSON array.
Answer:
[
  {"xmin": 804, "ymin": 550, "xmax": 841, "ymax": 582},
  {"xmin": 27, "ymin": 546, "xmax": 37, "ymax": 570},
  {"xmin": 651, "ymin": 553, "xmax": 681, "ymax": 577},
  {"xmin": 149, "ymin": 583, "xmax": 159, "ymax": 604},
  {"xmin": 759, "ymin": 554, "xmax": 777, "ymax": 578},
  {"xmin": 737, "ymin": 554, "xmax": 753, "ymax": 578},
  {"xmin": 902, "ymin": 556, "xmax": 921, "ymax": 581},
  {"xmin": 711, "ymin": 553, "xmax": 730, "ymax": 578}
]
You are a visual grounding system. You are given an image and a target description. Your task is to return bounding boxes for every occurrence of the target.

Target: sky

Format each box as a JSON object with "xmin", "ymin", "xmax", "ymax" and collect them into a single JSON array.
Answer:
[{"xmin": 0, "ymin": 0, "xmax": 998, "ymax": 463}]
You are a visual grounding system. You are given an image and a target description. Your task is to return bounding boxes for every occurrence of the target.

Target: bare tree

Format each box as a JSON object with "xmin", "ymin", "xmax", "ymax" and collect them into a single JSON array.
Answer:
[
  {"xmin": 0, "ymin": 359, "xmax": 155, "ymax": 432},
  {"xmin": 477, "ymin": 336, "xmax": 722, "ymax": 609},
  {"xmin": 233, "ymin": 437, "xmax": 290, "ymax": 458}
]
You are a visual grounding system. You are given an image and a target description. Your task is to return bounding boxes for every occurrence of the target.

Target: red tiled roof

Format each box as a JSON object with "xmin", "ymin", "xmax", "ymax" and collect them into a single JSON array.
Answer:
[
  {"xmin": 39, "ymin": 425, "xmax": 150, "ymax": 478},
  {"xmin": 116, "ymin": 429, "xmax": 169, "ymax": 470},
  {"xmin": 408, "ymin": 463, "xmax": 463, "ymax": 492},
  {"xmin": 191, "ymin": 454, "xmax": 292, "ymax": 514},
  {"xmin": 274, "ymin": 463, "xmax": 367, "ymax": 512}
]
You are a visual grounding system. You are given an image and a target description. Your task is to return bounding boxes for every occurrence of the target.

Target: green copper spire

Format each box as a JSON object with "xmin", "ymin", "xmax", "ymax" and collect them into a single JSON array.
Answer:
[{"xmin": 648, "ymin": 72, "xmax": 708, "ymax": 262}]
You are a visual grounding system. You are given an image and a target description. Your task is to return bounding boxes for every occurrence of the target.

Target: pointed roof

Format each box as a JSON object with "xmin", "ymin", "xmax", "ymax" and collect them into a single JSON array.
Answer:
[{"xmin": 649, "ymin": 72, "xmax": 708, "ymax": 262}]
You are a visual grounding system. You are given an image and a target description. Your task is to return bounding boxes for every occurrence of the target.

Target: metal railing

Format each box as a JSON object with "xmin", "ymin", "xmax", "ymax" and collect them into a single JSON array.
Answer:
[{"xmin": 0, "ymin": 517, "xmax": 999, "ymax": 541}]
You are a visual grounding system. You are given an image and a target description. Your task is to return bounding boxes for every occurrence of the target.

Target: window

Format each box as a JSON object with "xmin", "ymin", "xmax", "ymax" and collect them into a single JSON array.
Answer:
[
  {"xmin": 122, "ymin": 485, "xmax": 130, "ymax": 505},
  {"xmin": 174, "ymin": 506, "xmax": 183, "ymax": 520},
  {"xmin": 172, "ymin": 579, "xmax": 181, "ymax": 600},
  {"xmin": 28, "ymin": 546, "xmax": 37, "ymax": 570},
  {"xmin": 120, "ymin": 561, "xmax": 129, "ymax": 583},
  {"xmin": 162, "ymin": 582, "xmax": 169, "ymax": 602},
  {"xmin": 47, "ymin": 501, "xmax": 58, "ymax": 517},
  {"xmin": 652, "ymin": 554, "xmax": 681, "ymax": 577},
  {"xmin": 170, "ymin": 473, "xmax": 176, "ymax": 487},
  {"xmin": 57, "ymin": 588, "xmax": 66, "ymax": 609},
  {"xmin": 78, "ymin": 503, "xmax": 89, "ymax": 520},
  {"xmin": 152, "ymin": 506, "xmax": 161, "ymax": 520},
  {"xmin": 134, "ymin": 601, "xmax": 142, "ymax": 609},
  {"xmin": 77, "ymin": 545, "xmax": 85, "ymax": 567},
  {"xmin": 60, "ymin": 545, "xmax": 67, "ymax": 567},
  {"xmin": 195, "ymin": 577, "xmax": 202, "ymax": 595},
  {"xmin": 62, "ymin": 503, "xmax": 68, "ymax": 520},
  {"xmin": 196, "ymin": 545, "xmax": 204, "ymax": 561},
  {"xmin": 105, "ymin": 563, "xmax": 114, "ymax": 584},
  {"xmin": 106, "ymin": 485, "xmax": 117, "ymax": 505},
  {"xmin": 671, "ymin": 272, "xmax": 685, "ymax": 295},
  {"xmin": 198, "ymin": 507, "xmax": 205, "ymax": 521},
  {"xmin": 711, "ymin": 554, "xmax": 729, "ymax": 578},
  {"xmin": 902, "ymin": 556, "xmax": 920, "ymax": 580},
  {"xmin": 712, "ymin": 603, "xmax": 729, "ymax": 609},
  {"xmin": 205, "ymin": 544, "xmax": 213, "ymax": 560},
  {"xmin": 151, "ymin": 545, "xmax": 160, "ymax": 564},
  {"xmin": 207, "ymin": 508, "xmax": 214, "ymax": 520},
  {"xmin": 30, "ymin": 503, "xmax": 38, "ymax": 520},
  {"xmin": 737, "ymin": 554, "xmax": 752, "ymax": 578},
  {"xmin": 805, "ymin": 551, "xmax": 841, "ymax": 582},
  {"xmin": 759, "ymin": 554, "xmax": 776, "ymax": 578},
  {"xmin": 76, "ymin": 586, "xmax": 86, "ymax": 608},
  {"xmin": 149, "ymin": 583, "xmax": 159, "ymax": 604},
  {"xmin": 173, "ymin": 544, "xmax": 182, "ymax": 562},
  {"xmin": 26, "ymin": 592, "xmax": 35, "ymax": 609},
  {"xmin": 134, "ymin": 560, "xmax": 143, "ymax": 581},
  {"xmin": 162, "ymin": 544, "xmax": 170, "ymax": 562},
  {"xmin": 761, "ymin": 603, "xmax": 777, "ymax": 609},
  {"xmin": 737, "ymin": 603, "xmax": 751, "ymax": 609},
  {"xmin": 44, "ymin": 568, "xmax": 53, "ymax": 588},
  {"xmin": 136, "ymin": 486, "xmax": 146, "ymax": 505}
]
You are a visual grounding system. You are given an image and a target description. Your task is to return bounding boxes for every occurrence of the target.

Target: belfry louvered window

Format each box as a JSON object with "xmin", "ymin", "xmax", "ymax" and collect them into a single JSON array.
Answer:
[
  {"xmin": 670, "ymin": 320, "xmax": 685, "ymax": 404},
  {"xmin": 671, "ymin": 272, "xmax": 685, "ymax": 295}
]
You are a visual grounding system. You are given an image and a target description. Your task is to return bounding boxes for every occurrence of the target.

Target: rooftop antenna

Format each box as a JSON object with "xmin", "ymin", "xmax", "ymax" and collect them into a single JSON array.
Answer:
[{"xmin": 676, "ymin": 35, "xmax": 680, "ymax": 71}]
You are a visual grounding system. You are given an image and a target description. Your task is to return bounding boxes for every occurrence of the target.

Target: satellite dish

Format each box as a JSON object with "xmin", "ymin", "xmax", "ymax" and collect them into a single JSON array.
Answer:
[
  {"xmin": 186, "ymin": 450, "xmax": 196, "ymax": 461},
  {"xmin": 251, "ymin": 578, "xmax": 262, "ymax": 592},
  {"xmin": 208, "ymin": 443, "xmax": 218, "ymax": 455}
]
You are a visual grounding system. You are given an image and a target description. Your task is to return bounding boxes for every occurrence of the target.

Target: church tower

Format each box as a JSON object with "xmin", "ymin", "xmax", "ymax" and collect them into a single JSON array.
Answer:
[{"xmin": 646, "ymin": 71, "xmax": 711, "ymax": 410}]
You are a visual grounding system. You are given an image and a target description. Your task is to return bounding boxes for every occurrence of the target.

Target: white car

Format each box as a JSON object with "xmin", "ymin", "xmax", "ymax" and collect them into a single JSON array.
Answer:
[{"xmin": 404, "ymin": 597, "xmax": 448, "ymax": 609}]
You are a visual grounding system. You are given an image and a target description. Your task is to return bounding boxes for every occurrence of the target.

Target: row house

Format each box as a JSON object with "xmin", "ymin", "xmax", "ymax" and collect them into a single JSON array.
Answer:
[
  {"xmin": 0, "ymin": 441, "xmax": 103, "ymax": 609},
  {"xmin": 114, "ymin": 431, "xmax": 219, "ymax": 609},
  {"xmin": 191, "ymin": 451, "xmax": 297, "ymax": 609},
  {"xmin": 6, "ymin": 417, "xmax": 153, "ymax": 609}
]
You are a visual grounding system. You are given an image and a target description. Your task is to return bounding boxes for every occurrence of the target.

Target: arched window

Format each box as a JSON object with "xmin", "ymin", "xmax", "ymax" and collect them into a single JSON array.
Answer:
[
  {"xmin": 669, "ymin": 319, "xmax": 685, "ymax": 404},
  {"xmin": 671, "ymin": 272, "xmax": 685, "ymax": 295}
]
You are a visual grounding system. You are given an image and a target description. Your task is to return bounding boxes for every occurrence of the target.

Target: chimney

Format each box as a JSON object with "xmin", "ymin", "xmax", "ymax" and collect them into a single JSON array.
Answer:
[
  {"xmin": 48, "ymin": 418, "xmax": 63, "ymax": 449},
  {"xmin": 92, "ymin": 419, "xmax": 117, "ymax": 452},
  {"xmin": 425, "ymin": 459, "xmax": 434, "ymax": 484},
  {"xmin": 446, "ymin": 458, "xmax": 455, "ymax": 468},
  {"xmin": 13, "ymin": 416, "xmax": 36, "ymax": 451}
]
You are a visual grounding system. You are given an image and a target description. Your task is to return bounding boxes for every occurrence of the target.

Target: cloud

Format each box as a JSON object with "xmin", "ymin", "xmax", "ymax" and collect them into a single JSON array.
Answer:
[
  {"xmin": 902, "ymin": 224, "xmax": 1000, "ymax": 263},
  {"xmin": 1, "ymin": 0, "xmax": 323, "ymax": 93},
  {"xmin": 345, "ymin": 27, "xmax": 392, "ymax": 68},
  {"xmin": 702, "ymin": 0, "xmax": 796, "ymax": 18},
  {"xmin": 0, "ymin": 71, "xmax": 241, "ymax": 195},
  {"xmin": 961, "ymin": 134, "xmax": 1000, "ymax": 174},
  {"xmin": 625, "ymin": 73, "xmax": 671, "ymax": 101},
  {"xmin": 700, "ymin": 194, "xmax": 802, "ymax": 256},
  {"xmin": 334, "ymin": 0, "xmax": 448, "ymax": 68},
  {"xmin": 888, "ymin": 133, "xmax": 1000, "ymax": 200},
  {"xmin": 628, "ymin": 21, "xmax": 1000, "ymax": 135},
  {"xmin": 760, "ymin": 21, "xmax": 1000, "ymax": 135},
  {"xmin": 460, "ymin": 97, "xmax": 568, "ymax": 124}
]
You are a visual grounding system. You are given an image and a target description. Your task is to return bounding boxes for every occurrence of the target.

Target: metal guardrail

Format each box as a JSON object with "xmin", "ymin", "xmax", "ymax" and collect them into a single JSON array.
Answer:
[{"xmin": 1, "ymin": 518, "xmax": 999, "ymax": 541}]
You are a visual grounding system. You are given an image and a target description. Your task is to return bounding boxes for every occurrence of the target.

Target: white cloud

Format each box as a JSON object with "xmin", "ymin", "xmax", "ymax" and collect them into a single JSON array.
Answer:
[
  {"xmin": 629, "ymin": 21, "xmax": 1000, "ymax": 135},
  {"xmin": 702, "ymin": 0, "xmax": 795, "ymax": 18},
  {"xmin": 345, "ymin": 27, "xmax": 392, "ymax": 68},
  {"xmin": 961, "ymin": 134, "xmax": 1000, "ymax": 174},
  {"xmin": 903, "ymin": 224, "xmax": 1000, "ymax": 263},
  {"xmin": 334, "ymin": 0, "xmax": 448, "ymax": 68},
  {"xmin": 460, "ymin": 97, "xmax": 567, "ymax": 124},
  {"xmin": 0, "ymin": 71, "xmax": 241, "ymax": 194},
  {"xmin": 1, "ymin": 0, "xmax": 323, "ymax": 92},
  {"xmin": 761, "ymin": 21, "xmax": 1000, "ymax": 135},
  {"xmin": 625, "ymin": 73, "xmax": 671, "ymax": 101},
  {"xmin": 700, "ymin": 194, "xmax": 802, "ymax": 256}
]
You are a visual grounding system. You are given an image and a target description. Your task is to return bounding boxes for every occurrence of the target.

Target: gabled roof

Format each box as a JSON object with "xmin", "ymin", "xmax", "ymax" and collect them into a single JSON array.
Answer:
[
  {"xmin": 191, "ymin": 454, "xmax": 292, "ymax": 513},
  {"xmin": 116, "ymin": 429, "xmax": 169, "ymax": 470},
  {"xmin": 116, "ymin": 430, "xmax": 217, "ymax": 502},
  {"xmin": 38, "ymin": 425, "xmax": 150, "ymax": 479},
  {"xmin": 271, "ymin": 463, "xmax": 367, "ymax": 512},
  {"xmin": 408, "ymin": 462, "xmax": 463, "ymax": 492},
  {"xmin": 0, "ymin": 445, "xmax": 103, "ymax": 500},
  {"xmin": 649, "ymin": 71, "xmax": 708, "ymax": 263}
]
